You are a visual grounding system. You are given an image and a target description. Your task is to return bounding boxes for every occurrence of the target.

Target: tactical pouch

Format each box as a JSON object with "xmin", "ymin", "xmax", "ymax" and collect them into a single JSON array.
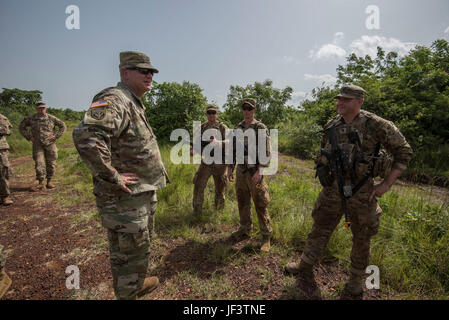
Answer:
[
  {"xmin": 373, "ymin": 150, "xmax": 393, "ymax": 179},
  {"xmin": 315, "ymin": 163, "xmax": 334, "ymax": 187}
]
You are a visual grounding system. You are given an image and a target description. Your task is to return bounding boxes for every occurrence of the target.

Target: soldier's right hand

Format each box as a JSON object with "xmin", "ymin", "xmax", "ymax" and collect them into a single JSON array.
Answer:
[{"xmin": 119, "ymin": 172, "xmax": 139, "ymax": 193}]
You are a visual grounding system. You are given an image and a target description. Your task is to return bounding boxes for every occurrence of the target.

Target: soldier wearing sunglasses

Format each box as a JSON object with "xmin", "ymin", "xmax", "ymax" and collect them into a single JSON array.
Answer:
[{"xmin": 191, "ymin": 104, "xmax": 229, "ymax": 215}]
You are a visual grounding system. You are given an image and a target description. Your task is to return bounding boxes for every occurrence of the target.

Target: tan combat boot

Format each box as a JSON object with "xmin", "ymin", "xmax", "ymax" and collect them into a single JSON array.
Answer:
[
  {"xmin": 285, "ymin": 260, "xmax": 301, "ymax": 274},
  {"xmin": 46, "ymin": 178, "xmax": 55, "ymax": 189},
  {"xmin": 296, "ymin": 260, "xmax": 322, "ymax": 300},
  {"xmin": 136, "ymin": 276, "xmax": 159, "ymax": 298},
  {"xmin": 1, "ymin": 197, "xmax": 13, "ymax": 206},
  {"xmin": 340, "ymin": 273, "xmax": 364, "ymax": 300},
  {"xmin": 260, "ymin": 235, "xmax": 271, "ymax": 252},
  {"xmin": 34, "ymin": 180, "xmax": 45, "ymax": 191}
]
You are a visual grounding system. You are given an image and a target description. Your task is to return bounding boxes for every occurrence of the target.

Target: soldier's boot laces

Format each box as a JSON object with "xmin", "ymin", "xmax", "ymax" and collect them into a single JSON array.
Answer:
[
  {"xmin": 1, "ymin": 197, "xmax": 13, "ymax": 206},
  {"xmin": 136, "ymin": 276, "xmax": 159, "ymax": 298},
  {"xmin": 46, "ymin": 179, "xmax": 55, "ymax": 189},
  {"xmin": 260, "ymin": 235, "xmax": 271, "ymax": 252},
  {"xmin": 230, "ymin": 228, "xmax": 250, "ymax": 241},
  {"xmin": 340, "ymin": 274, "xmax": 364, "ymax": 300},
  {"xmin": 296, "ymin": 261, "xmax": 322, "ymax": 300}
]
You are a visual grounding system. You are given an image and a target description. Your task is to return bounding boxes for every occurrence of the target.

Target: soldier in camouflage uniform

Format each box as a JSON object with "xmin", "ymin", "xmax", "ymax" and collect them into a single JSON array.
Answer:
[
  {"xmin": 0, "ymin": 244, "xmax": 12, "ymax": 299},
  {"xmin": 285, "ymin": 85, "xmax": 413, "ymax": 300},
  {"xmin": 191, "ymin": 104, "xmax": 229, "ymax": 214},
  {"xmin": 19, "ymin": 102, "xmax": 66, "ymax": 190},
  {"xmin": 0, "ymin": 114, "xmax": 13, "ymax": 205},
  {"xmin": 73, "ymin": 51, "xmax": 169, "ymax": 300},
  {"xmin": 228, "ymin": 98, "xmax": 272, "ymax": 252}
]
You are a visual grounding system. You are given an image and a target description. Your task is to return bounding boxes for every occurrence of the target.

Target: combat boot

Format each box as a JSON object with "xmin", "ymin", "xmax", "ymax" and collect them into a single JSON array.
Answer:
[
  {"xmin": 340, "ymin": 273, "xmax": 364, "ymax": 300},
  {"xmin": 46, "ymin": 178, "xmax": 55, "ymax": 189},
  {"xmin": 136, "ymin": 276, "xmax": 159, "ymax": 298},
  {"xmin": 1, "ymin": 197, "xmax": 13, "ymax": 206},
  {"xmin": 285, "ymin": 260, "xmax": 301, "ymax": 274},
  {"xmin": 260, "ymin": 235, "xmax": 271, "ymax": 252},
  {"xmin": 296, "ymin": 260, "xmax": 322, "ymax": 300},
  {"xmin": 230, "ymin": 227, "xmax": 250, "ymax": 241},
  {"xmin": 34, "ymin": 180, "xmax": 45, "ymax": 191}
]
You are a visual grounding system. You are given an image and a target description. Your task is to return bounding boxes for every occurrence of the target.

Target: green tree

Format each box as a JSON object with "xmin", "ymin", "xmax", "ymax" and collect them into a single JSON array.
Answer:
[
  {"xmin": 143, "ymin": 81, "xmax": 208, "ymax": 140},
  {"xmin": 222, "ymin": 79, "xmax": 294, "ymax": 128}
]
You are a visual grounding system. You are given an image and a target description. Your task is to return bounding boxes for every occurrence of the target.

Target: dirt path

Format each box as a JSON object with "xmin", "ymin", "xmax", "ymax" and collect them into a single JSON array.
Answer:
[{"xmin": 0, "ymin": 155, "xmax": 382, "ymax": 300}]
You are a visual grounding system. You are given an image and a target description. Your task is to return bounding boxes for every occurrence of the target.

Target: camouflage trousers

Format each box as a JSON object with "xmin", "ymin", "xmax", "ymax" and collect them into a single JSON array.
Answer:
[
  {"xmin": 0, "ymin": 244, "xmax": 5, "ymax": 270},
  {"xmin": 96, "ymin": 190, "xmax": 157, "ymax": 300},
  {"xmin": 0, "ymin": 150, "xmax": 11, "ymax": 197},
  {"xmin": 235, "ymin": 166, "xmax": 272, "ymax": 236},
  {"xmin": 32, "ymin": 142, "xmax": 58, "ymax": 181},
  {"xmin": 301, "ymin": 179, "xmax": 382, "ymax": 276},
  {"xmin": 193, "ymin": 163, "xmax": 227, "ymax": 212}
]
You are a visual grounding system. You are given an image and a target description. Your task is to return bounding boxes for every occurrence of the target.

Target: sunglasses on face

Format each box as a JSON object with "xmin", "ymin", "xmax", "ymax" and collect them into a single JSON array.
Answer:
[
  {"xmin": 242, "ymin": 106, "xmax": 253, "ymax": 111},
  {"xmin": 127, "ymin": 67, "xmax": 154, "ymax": 76},
  {"xmin": 207, "ymin": 111, "xmax": 217, "ymax": 115}
]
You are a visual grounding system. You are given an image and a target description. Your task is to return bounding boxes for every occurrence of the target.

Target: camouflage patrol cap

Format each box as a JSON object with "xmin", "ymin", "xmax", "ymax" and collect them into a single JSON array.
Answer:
[
  {"xmin": 334, "ymin": 85, "xmax": 366, "ymax": 99},
  {"xmin": 119, "ymin": 51, "xmax": 159, "ymax": 73},
  {"xmin": 206, "ymin": 104, "xmax": 219, "ymax": 112},
  {"xmin": 35, "ymin": 101, "xmax": 46, "ymax": 108},
  {"xmin": 241, "ymin": 98, "xmax": 256, "ymax": 110}
]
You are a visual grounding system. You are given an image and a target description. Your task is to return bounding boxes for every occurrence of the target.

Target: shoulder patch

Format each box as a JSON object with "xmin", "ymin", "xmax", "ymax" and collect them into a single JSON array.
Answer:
[{"xmin": 90, "ymin": 100, "xmax": 109, "ymax": 109}]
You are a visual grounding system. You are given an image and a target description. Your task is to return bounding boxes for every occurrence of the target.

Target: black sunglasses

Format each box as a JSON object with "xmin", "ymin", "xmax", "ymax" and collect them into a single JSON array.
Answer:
[
  {"xmin": 242, "ymin": 106, "xmax": 254, "ymax": 111},
  {"xmin": 207, "ymin": 111, "xmax": 217, "ymax": 115},
  {"xmin": 127, "ymin": 67, "xmax": 154, "ymax": 76}
]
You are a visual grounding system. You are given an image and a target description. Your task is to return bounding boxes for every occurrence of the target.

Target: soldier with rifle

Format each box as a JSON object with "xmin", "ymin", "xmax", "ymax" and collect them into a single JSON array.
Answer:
[
  {"xmin": 227, "ymin": 98, "xmax": 272, "ymax": 252},
  {"xmin": 285, "ymin": 85, "xmax": 413, "ymax": 299}
]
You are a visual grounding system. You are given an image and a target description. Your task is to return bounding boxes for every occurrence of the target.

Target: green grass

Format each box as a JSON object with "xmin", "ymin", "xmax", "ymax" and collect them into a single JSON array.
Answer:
[{"xmin": 32, "ymin": 127, "xmax": 449, "ymax": 300}]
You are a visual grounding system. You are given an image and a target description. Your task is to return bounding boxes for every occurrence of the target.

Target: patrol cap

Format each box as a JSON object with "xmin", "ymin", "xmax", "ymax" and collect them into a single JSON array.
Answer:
[
  {"xmin": 334, "ymin": 85, "xmax": 366, "ymax": 99},
  {"xmin": 35, "ymin": 101, "xmax": 46, "ymax": 108},
  {"xmin": 206, "ymin": 104, "xmax": 219, "ymax": 112},
  {"xmin": 241, "ymin": 98, "xmax": 256, "ymax": 110},
  {"xmin": 119, "ymin": 51, "xmax": 159, "ymax": 73}
]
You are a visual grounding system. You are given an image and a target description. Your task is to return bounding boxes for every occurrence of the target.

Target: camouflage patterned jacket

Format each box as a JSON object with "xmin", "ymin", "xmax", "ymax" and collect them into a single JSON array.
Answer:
[
  {"xmin": 19, "ymin": 113, "xmax": 66, "ymax": 146},
  {"xmin": 73, "ymin": 82, "xmax": 169, "ymax": 196},
  {"xmin": 0, "ymin": 114, "xmax": 12, "ymax": 150},
  {"xmin": 230, "ymin": 119, "xmax": 271, "ymax": 173},
  {"xmin": 319, "ymin": 109, "xmax": 413, "ymax": 182}
]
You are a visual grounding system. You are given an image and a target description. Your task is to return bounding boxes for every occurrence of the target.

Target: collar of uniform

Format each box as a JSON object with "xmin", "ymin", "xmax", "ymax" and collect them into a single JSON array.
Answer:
[
  {"xmin": 238, "ymin": 118, "xmax": 257, "ymax": 128},
  {"xmin": 117, "ymin": 82, "xmax": 145, "ymax": 109}
]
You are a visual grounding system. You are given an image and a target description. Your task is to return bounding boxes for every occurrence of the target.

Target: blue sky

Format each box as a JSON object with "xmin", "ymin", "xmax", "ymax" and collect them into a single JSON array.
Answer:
[{"xmin": 1, "ymin": 0, "xmax": 448, "ymax": 111}]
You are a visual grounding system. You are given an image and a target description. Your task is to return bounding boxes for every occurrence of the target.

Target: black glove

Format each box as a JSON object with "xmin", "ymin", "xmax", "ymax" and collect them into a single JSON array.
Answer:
[{"xmin": 315, "ymin": 163, "xmax": 333, "ymax": 187}]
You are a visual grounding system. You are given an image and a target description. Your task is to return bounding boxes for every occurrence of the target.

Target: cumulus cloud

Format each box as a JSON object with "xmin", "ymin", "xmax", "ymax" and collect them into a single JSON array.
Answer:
[
  {"xmin": 350, "ymin": 35, "xmax": 416, "ymax": 58},
  {"xmin": 309, "ymin": 32, "xmax": 347, "ymax": 60},
  {"xmin": 304, "ymin": 73, "xmax": 337, "ymax": 84}
]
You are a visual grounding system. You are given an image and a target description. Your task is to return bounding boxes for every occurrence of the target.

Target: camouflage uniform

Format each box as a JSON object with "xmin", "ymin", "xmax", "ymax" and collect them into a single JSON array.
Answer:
[
  {"xmin": 0, "ymin": 114, "xmax": 12, "ymax": 200},
  {"xmin": 232, "ymin": 118, "xmax": 272, "ymax": 237},
  {"xmin": 299, "ymin": 87, "xmax": 413, "ymax": 298},
  {"xmin": 0, "ymin": 243, "xmax": 11, "ymax": 299},
  {"xmin": 19, "ymin": 112, "xmax": 66, "ymax": 182},
  {"xmin": 73, "ymin": 78, "xmax": 168, "ymax": 299},
  {"xmin": 192, "ymin": 120, "xmax": 229, "ymax": 214}
]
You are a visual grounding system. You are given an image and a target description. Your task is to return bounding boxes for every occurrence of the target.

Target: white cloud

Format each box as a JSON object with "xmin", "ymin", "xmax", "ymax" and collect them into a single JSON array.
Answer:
[
  {"xmin": 309, "ymin": 32, "xmax": 347, "ymax": 60},
  {"xmin": 350, "ymin": 35, "xmax": 416, "ymax": 58},
  {"xmin": 309, "ymin": 44, "xmax": 347, "ymax": 59},
  {"xmin": 304, "ymin": 73, "xmax": 337, "ymax": 84}
]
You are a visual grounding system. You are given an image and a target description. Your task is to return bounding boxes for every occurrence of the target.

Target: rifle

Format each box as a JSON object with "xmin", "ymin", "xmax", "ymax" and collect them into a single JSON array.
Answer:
[{"xmin": 323, "ymin": 126, "xmax": 352, "ymax": 229}]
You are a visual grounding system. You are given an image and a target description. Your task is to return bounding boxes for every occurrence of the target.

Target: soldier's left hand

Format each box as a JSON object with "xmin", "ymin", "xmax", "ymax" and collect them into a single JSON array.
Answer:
[
  {"xmin": 369, "ymin": 181, "xmax": 390, "ymax": 202},
  {"xmin": 49, "ymin": 135, "xmax": 56, "ymax": 142}
]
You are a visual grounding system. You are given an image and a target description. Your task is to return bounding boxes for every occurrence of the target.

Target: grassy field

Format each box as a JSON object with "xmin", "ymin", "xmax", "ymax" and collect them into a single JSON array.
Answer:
[{"xmin": 7, "ymin": 124, "xmax": 449, "ymax": 299}]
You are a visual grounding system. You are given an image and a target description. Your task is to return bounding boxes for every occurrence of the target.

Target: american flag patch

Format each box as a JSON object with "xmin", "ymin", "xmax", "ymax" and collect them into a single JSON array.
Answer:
[{"xmin": 90, "ymin": 100, "xmax": 109, "ymax": 108}]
